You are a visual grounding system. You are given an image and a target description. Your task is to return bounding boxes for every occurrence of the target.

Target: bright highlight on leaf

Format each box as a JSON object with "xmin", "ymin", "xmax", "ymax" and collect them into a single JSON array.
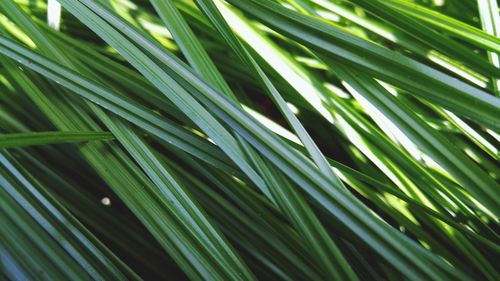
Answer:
[
  {"xmin": 47, "ymin": 0, "xmax": 62, "ymax": 30},
  {"xmin": 0, "ymin": 0, "xmax": 499, "ymax": 281}
]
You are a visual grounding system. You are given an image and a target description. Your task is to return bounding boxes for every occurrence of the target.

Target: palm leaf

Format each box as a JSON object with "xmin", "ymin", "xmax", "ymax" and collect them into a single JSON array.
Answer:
[{"xmin": 1, "ymin": 1, "xmax": 499, "ymax": 280}]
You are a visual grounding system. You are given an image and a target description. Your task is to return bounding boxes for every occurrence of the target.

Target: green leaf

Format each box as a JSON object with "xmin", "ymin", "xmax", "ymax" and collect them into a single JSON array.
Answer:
[
  {"xmin": 0, "ymin": 131, "xmax": 113, "ymax": 148},
  {"xmin": 1, "ymin": 1, "xmax": 498, "ymax": 280},
  {"xmin": 226, "ymin": 0, "xmax": 500, "ymax": 130}
]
